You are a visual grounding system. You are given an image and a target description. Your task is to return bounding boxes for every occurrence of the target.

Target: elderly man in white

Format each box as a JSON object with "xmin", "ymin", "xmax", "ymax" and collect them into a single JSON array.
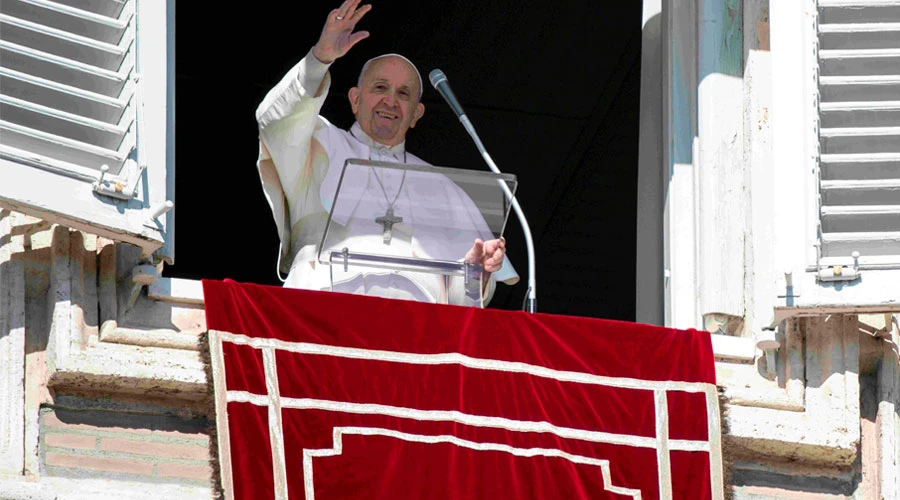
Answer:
[{"xmin": 256, "ymin": 0, "xmax": 517, "ymax": 305}]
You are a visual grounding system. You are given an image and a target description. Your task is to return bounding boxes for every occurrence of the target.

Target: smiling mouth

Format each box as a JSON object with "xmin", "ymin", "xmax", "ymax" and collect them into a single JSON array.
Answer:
[{"xmin": 375, "ymin": 111, "xmax": 398, "ymax": 120}]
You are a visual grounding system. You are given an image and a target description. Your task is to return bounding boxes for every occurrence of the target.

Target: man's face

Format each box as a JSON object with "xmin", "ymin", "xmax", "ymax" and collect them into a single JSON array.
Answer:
[{"xmin": 349, "ymin": 57, "xmax": 425, "ymax": 147}]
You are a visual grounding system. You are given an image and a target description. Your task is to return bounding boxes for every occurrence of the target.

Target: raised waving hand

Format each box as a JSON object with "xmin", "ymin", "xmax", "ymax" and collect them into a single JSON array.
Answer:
[{"xmin": 312, "ymin": 0, "xmax": 372, "ymax": 64}]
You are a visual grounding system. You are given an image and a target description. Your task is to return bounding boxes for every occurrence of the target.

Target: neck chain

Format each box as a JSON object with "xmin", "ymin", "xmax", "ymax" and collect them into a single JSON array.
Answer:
[
  {"xmin": 371, "ymin": 168, "xmax": 407, "ymax": 210},
  {"xmin": 350, "ymin": 128, "xmax": 409, "ymax": 245}
]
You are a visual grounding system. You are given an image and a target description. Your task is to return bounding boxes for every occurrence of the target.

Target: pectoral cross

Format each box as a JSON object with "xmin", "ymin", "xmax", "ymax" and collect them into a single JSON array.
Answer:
[{"xmin": 375, "ymin": 207, "xmax": 403, "ymax": 245}]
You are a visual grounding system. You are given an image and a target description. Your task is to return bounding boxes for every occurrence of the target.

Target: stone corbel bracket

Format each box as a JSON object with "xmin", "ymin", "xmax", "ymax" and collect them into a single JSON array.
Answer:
[
  {"xmin": 43, "ymin": 231, "xmax": 207, "ymax": 403},
  {"xmin": 714, "ymin": 315, "xmax": 861, "ymax": 468}
]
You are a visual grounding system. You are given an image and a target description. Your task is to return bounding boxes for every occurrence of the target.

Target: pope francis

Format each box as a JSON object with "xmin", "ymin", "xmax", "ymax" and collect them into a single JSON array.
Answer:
[{"xmin": 255, "ymin": 0, "xmax": 518, "ymax": 305}]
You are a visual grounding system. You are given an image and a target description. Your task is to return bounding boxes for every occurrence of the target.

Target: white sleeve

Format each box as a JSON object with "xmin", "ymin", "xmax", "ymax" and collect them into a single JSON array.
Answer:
[
  {"xmin": 257, "ymin": 49, "xmax": 333, "ymax": 196},
  {"xmin": 255, "ymin": 49, "xmax": 333, "ymax": 276},
  {"xmin": 256, "ymin": 48, "xmax": 331, "ymax": 128}
]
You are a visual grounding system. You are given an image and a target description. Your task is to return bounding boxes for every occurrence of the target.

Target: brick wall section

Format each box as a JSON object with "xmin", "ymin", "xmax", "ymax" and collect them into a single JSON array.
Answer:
[{"xmin": 40, "ymin": 406, "xmax": 212, "ymax": 484}]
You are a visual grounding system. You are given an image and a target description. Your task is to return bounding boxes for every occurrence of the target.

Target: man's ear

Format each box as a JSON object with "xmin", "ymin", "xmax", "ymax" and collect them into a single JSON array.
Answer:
[
  {"xmin": 348, "ymin": 87, "xmax": 360, "ymax": 114},
  {"xmin": 410, "ymin": 102, "xmax": 425, "ymax": 128}
]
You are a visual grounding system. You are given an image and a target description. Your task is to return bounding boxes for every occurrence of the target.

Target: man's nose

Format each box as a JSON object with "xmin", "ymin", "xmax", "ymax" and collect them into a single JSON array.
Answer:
[{"xmin": 383, "ymin": 93, "xmax": 400, "ymax": 106}]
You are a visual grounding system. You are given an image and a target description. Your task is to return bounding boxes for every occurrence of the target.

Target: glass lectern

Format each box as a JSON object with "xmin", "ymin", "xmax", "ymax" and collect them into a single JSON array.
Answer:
[{"xmin": 317, "ymin": 159, "xmax": 517, "ymax": 307}]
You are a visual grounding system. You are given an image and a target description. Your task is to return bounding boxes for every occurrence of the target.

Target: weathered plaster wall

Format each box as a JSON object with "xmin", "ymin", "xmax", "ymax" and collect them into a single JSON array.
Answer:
[{"xmin": 697, "ymin": 0, "xmax": 745, "ymax": 320}]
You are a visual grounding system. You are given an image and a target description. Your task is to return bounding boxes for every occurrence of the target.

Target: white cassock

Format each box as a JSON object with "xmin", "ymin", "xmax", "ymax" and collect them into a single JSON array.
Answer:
[{"xmin": 256, "ymin": 49, "xmax": 518, "ymax": 306}]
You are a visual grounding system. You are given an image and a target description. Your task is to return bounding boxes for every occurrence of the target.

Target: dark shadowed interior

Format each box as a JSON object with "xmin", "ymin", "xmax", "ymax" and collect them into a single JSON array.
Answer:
[{"xmin": 168, "ymin": 2, "xmax": 643, "ymax": 319}]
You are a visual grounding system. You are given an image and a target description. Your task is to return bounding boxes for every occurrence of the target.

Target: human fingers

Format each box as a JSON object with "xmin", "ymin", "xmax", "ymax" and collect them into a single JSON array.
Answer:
[
  {"xmin": 335, "ymin": 0, "xmax": 358, "ymax": 20},
  {"xmin": 349, "ymin": 3, "xmax": 372, "ymax": 23},
  {"xmin": 472, "ymin": 241, "xmax": 500, "ymax": 271},
  {"xmin": 345, "ymin": 30, "xmax": 370, "ymax": 52},
  {"xmin": 465, "ymin": 239, "xmax": 485, "ymax": 264},
  {"xmin": 484, "ymin": 249, "xmax": 503, "ymax": 272},
  {"xmin": 491, "ymin": 243, "xmax": 505, "ymax": 261},
  {"xmin": 316, "ymin": 1, "xmax": 369, "ymax": 62},
  {"xmin": 338, "ymin": 0, "xmax": 365, "ymax": 21},
  {"xmin": 483, "ymin": 238, "xmax": 504, "ymax": 255}
]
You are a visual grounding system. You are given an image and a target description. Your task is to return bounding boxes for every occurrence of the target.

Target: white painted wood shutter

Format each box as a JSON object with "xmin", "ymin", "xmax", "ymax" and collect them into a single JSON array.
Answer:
[
  {"xmin": 0, "ymin": 0, "xmax": 173, "ymax": 260},
  {"xmin": 817, "ymin": 0, "xmax": 900, "ymax": 268}
]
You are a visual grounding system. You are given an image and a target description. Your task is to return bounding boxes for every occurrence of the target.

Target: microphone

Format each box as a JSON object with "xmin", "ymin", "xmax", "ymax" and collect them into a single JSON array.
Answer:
[{"xmin": 428, "ymin": 69, "xmax": 467, "ymax": 118}]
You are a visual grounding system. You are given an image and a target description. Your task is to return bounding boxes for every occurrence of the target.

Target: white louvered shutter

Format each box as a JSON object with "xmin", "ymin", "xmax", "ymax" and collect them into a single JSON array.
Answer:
[
  {"xmin": 0, "ymin": 0, "xmax": 173, "ymax": 259},
  {"xmin": 817, "ymin": 0, "xmax": 900, "ymax": 268}
]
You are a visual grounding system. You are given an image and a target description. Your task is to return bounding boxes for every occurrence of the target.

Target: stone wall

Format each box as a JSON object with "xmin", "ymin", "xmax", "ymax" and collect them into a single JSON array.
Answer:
[
  {"xmin": 0, "ymin": 211, "xmax": 210, "ymax": 499},
  {"xmin": 41, "ymin": 405, "xmax": 211, "ymax": 485}
]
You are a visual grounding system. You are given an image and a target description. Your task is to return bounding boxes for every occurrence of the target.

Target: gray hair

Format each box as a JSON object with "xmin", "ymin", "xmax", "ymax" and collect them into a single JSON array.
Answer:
[{"xmin": 356, "ymin": 53, "xmax": 424, "ymax": 100}]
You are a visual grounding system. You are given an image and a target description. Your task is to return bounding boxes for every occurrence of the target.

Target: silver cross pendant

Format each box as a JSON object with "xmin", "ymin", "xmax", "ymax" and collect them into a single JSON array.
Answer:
[{"xmin": 375, "ymin": 207, "xmax": 403, "ymax": 245}]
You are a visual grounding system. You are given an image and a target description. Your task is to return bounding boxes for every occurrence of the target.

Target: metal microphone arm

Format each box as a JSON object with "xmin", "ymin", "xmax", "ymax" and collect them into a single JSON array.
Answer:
[{"xmin": 458, "ymin": 114, "xmax": 537, "ymax": 313}]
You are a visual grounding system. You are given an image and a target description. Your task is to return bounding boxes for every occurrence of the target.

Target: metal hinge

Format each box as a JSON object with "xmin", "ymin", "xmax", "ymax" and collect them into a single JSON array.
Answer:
[
  {"xmin": 92, "ymin": 159, "xmax": 146, "ymax": 201},
  {"xmin": 815, "ymin": 245, "xmax": 861, "ymax": 283}
]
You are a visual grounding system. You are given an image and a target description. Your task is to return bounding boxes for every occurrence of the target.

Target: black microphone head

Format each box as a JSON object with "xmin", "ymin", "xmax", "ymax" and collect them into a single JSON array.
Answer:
[{"xmin": 429, "ymin": 69, "xmax": 447, "ymax": 88}]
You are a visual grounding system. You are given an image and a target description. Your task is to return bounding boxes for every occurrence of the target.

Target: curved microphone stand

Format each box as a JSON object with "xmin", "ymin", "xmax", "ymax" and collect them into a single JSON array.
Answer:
[{"xmin": 429, "ymin": 70, "xmax": 537, "ymax": 313}]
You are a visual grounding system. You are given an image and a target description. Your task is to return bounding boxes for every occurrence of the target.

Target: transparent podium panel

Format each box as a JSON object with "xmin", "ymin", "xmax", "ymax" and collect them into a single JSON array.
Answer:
[{"xmin": 317, "ymin": 159, "xmax": 517, "ymax": 307}]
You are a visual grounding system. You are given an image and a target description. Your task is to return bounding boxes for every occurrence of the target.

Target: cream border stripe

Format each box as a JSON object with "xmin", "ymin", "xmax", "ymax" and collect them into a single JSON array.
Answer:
[
  {"xmin": 262, "ymin": 348, "xmax": 289, "ymax": 500},
  {"xmin": 227, "ymin": 392, "xmax": 710, "ymax": 453},
  {"xmin": 214, "ymin": 330, "xmax": 714, "ymax": 394},
  {"xmin": 303, "ymin": 427, "xmax": 643, "ymax": 500},
  {"xmin": 208, "ymin": 330, "xmax": 235, "ymax": 500},
  {"xmin": 706, "ymin": 388, "xmax": 726, "ymax": 500},
  {"xmin": 655, "ymin": 390, "xmax": 673, "ymax": 500}
]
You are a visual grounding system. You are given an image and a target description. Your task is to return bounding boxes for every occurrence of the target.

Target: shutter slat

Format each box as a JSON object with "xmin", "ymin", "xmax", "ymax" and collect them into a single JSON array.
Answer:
[
  {"xmin": 0, "ymin": 14, "xmax": 129, "ymax": 71},
  {"xmin": 0, "ymin": 40, "xmax": 129, "ymax": 97},
  {"xmin": 821, "ymin": 204, "xmax": 900, "ymax": 215},
  {"xmin": 820, "ymin": 49, "xmax": 900, "ymax": 76},
  {"xmin": 820, "ymin": 127, "xmax": 900, "ymax": 154},
  {"xmin": 820, "ymin": 22, "xmax": 900, "ymax": 32},
  {"xmin": 820, "ymin": 23, "xmax": 900, "ymax": 50},
  {"xmin": 0, "ymin": 40, "xmax": 126, "ymax": 82},
  {"xmin": 820, "ymin": 75, "xmax": 900, "ymax": 102},
  {"xmin": 822, "ymin": 232, "xmax": 900, "ymax": 257},
  {"xmin": 820, "ymin": 154, "xmax": 900, "ymax": 181},
  {"xmin": 0, "ymin": 94, "xmax": 128, "ymax": 150},
  {"xmin": 821, "ymin": 125, "xmax": 900, "ymax": 136},
  {"xmin": 1, "ymin": 0, "xmax": 130, "ymax": 42},
  {"xmin": 820, "ymin": 101, "xmax": 900, "ymax": 127},
  {"xmin": 821, "ymin": 178, "xmax": 900, "ymax": 189},
  {"xmin": 821, "ymin": 205, "xmax": 900, "ymax": 233},
  {"xmin": 819, "ymin": 0, "xmax": 900, "ymax": 7},
  {"xmin": 51, "ymin": 0, "xmax": 127, "ymax": 18},
  {"xmin": 820, "ymin": 2, "xmax": 900, "ymax": 24},
  {"xmin": 0, "ymin": 120, "xmax": 128, "ymax": 173},
  {"xmin": 0, "ymin": 67, "xmax": 129, "ymax": 123},
  {"xmin": 13, "ymin": 0, "xmax": 129, "ymax": 27},
  {"xmin": 0, "ymin": 143, "xmax": 100, "ymax": 182},
  {"xmin": 821, "ymin": 179, "xmax": 900, "ymax": 206}
]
